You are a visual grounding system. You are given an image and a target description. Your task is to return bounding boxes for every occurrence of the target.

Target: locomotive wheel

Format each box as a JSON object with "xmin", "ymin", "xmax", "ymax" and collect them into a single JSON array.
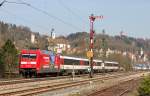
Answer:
[
  {"xmin": 24, "ymin": 72, "xmax": 28, "ymax": 78},
  {"xmin": 29, "ymin": 73, "xmax": 32, "ymax": 78}
]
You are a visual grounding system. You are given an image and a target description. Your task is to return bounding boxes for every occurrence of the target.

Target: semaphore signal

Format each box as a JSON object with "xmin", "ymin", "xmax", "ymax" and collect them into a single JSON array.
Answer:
[{"xmin": 88, "ymin": 14, "xmax": 103, "ymax": 78}]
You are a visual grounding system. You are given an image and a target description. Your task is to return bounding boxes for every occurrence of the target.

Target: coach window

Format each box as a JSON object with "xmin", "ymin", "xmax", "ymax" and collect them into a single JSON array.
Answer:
[
  {"xmin": 64, "ymin": 59, "xmax": 80, "ymax": 65},
  {"xmin": 97, "ymin": 62, "xmax": 101, "ymax": 66},
  {"xmin": 85, "ymin": 61, "xmax": 89, "ymax": 65},
  {"xmin": 105, "ymin": 63, "xmax": 112, "ymax": 66},
  {"xmin": 114, "ymin": 64, "xmax": 118, "ymax": 66},
  {"xmin": 64, "ymin": 59, "xmax": 72, "ymax": 65},
  {"xmin": 72, "ymin": 60, "xmax": 80, "ymax": 65}
]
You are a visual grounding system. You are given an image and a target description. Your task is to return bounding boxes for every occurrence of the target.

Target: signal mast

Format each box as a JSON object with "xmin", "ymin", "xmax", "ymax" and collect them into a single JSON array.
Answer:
[{"xmin": 88, "ymin": 14, "xmax": 103, "ymax": 78}]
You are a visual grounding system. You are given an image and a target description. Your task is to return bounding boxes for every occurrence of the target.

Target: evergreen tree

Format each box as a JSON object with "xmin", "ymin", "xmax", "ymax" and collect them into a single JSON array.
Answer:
[
  {"xmin": 0, "ymin": 49, "xmax": 5, "ymax": 77},
  {"xmin": 1, "ymin": 39, "xmax": 18, "ymax": 77}
]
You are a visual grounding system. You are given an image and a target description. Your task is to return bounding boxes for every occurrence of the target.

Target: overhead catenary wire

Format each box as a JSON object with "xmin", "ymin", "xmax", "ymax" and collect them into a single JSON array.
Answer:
[
  {"xmin": 57, "ymin": 0, "xmax": 88, "ymax": 24},
  {"xmin": 2, "ymin": 0, "xmax": 83, "ymax": 31},
  {"xmin": 0, "ymin": 7, "xmax": 50, "ymax": 34},
  {"xmin": 0, "ymin": 0, "xmax": 6, "ymax": 6},
  {"xmin": 56, "ymin": 0, "xmax": 103, "ymax": 33},
  {"xmin": 0, "ymin": 0, "xmax": 54, "ymax": 36}
]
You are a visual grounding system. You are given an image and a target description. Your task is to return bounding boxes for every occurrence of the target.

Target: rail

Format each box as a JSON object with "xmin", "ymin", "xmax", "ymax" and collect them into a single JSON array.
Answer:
[{"xmin": 0, "ymin": 72, "xmax": 140, "ymax": 96}]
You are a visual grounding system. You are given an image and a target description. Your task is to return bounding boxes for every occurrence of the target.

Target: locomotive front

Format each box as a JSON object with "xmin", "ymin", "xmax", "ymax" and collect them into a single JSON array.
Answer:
[{"xmin": 19, "ymin": 49, "xmax": 39, "ymax": 78}]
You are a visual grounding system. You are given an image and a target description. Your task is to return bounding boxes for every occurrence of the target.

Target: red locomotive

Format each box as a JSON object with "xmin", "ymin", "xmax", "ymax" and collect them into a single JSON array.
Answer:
[
  {"xmin": 19, "ymin": 49, "xmax": 53, "ymax": 77},
  {"xmin": 19, "ymin": 49, "xmax": 119, "ymax": 78}
]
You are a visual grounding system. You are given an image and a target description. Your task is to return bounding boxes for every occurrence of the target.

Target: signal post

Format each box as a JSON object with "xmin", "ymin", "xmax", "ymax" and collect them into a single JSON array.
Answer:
[{"xmin": 88, "ymin": 14, "xmax": 103, "ymax": 78}]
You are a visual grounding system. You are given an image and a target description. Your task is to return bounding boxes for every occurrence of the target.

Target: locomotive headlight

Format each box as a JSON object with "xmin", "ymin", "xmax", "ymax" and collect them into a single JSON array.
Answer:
[{"xmin": 37, "ymin": 68, "xmax": 40, "ymax": 70}]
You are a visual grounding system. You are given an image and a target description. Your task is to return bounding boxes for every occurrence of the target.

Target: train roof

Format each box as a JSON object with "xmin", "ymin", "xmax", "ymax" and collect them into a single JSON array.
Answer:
[
  {"xmin": 21, "ymin": 49, "xmax": 52, "ymax": 55},
  {"xmin": 60, "ymin": 56, "xmax": 89, "ymax": 61},
  {"xmin": 60, "ymin": 56, "xmax": 102, "ymax": 63},
  {"xmin": 105, "ymin": 61, "xmax": 119, "ymax": 64},
  {"xmin": 60, "ymin": 56, "xmax": 118, "ymax": 64},
  {"xmin": 93, "ymin": 59, "xmax": 102, "ymax": 62},
  {"xmin": 21, "ymin": 49, "xmax": 40, "ymax": 53}
]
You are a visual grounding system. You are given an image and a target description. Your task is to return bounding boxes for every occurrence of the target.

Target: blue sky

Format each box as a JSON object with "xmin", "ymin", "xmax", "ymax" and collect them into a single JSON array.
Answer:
[{"xmin": 0, "ymin": 0, "xmax": 150, "ymax": 38}]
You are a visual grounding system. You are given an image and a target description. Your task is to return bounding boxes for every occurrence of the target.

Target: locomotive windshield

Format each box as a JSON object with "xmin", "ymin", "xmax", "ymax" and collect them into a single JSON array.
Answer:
[{"xmin": 22, "ymin": 54, "xmax": 37, "ymax": 59}]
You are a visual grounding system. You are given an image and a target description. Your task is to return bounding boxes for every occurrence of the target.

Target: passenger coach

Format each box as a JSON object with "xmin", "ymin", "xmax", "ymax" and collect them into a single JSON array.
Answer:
[{"xmin": 19, "ymin": 49, "xmax": 119, "ymax": 78}]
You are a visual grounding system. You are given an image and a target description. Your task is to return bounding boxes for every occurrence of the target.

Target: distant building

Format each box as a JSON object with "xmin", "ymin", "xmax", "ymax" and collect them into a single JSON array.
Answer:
[
  {"xmin": 31, "ymin": 33, "xmax": 35, "ymax": 43},
  {"xmin": 49, "ymin": 37, "xmax": 71, "ymax": 54},
  {"xmin": 52, "ymin": 32, "xmax": 55, "ymax": 39},
  {"xmin": 140, "ymin": 48, "xmax": 144, "ymax": 56},
  {"xmin": 56, "ymin": 43, "xmax": 70, "ymax": 51}
]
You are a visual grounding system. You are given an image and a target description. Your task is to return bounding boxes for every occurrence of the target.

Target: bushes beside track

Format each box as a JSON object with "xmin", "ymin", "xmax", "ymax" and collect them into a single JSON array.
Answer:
[{"xmin": 138, "ymin": 75, "xmax": 150, "ymax": 96}]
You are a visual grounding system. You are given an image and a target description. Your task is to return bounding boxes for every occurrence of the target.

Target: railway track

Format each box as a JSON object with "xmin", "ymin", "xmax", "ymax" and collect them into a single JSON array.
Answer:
[
  {"xmin": 0, "ymin": 72, "xmax": 143, "ymax": 96},
  {"xmin": 118, "ymin": 89, "xmax": 131, "ymax": 96},
  {"xmin": 0, "ymin": 72, "xmax": 98, "ymax": 86},
  {"xmin": 87, "ymin": 78, "xmax": 140, "ymax": 96},
  {"xmin": 0, "ymin": 72, "xmax": 121, "ymax": 86},
  {"xmin": 0, "ymin": 75, "xmax": 69, "ymax": 86},
  {"xmin": 118, "ymin": 79, "xmax": 139, "ymax": 96}
]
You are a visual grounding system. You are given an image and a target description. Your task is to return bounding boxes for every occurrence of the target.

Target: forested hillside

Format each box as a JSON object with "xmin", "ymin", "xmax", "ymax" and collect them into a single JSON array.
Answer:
[
  {"xmin": 67, "ymin": 32, "xmax": 150, "ymax": 52},
  {"xmin": 0, "ymin": 21, "xmax": 48, "ymax": 50},
  {"xmin": 1, "ymin": 21, "xmax": 150, "ymax": 54}
]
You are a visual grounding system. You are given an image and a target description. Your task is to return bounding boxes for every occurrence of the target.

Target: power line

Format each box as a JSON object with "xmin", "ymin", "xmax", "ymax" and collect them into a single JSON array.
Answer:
[
  {"xmin": 0, "ymin": 0, "xmax": 6, "ymax": 7},
  {"xmin": 57, "ymin": 0, "xmax": 88, "ymax": 24},
  {"xmin": 0, "ymin": 0, "xmax": 28, "ymax": 6},
  {"xmin": 3, "ymin": 0, "xmax": 83, "ymax": 31},
  {"xmin": 0, "ymin": 0, "xmax": 54, "ymax": 36},
  {"xmin": 0, "ymin": 8, "xmax": 50, "ymax": 33}
]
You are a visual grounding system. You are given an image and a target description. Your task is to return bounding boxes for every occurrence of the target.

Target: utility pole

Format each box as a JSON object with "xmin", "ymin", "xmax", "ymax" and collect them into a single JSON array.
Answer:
[{"xmin": 88, "ymin": 14, "xmax": 103, "ymax": 78}]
